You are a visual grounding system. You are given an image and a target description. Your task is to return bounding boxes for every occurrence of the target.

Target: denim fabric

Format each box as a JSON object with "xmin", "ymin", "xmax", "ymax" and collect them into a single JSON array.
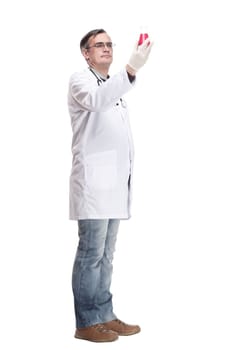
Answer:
[{"xmin": 72, "ymin": 219, "xmax": 120, "ymax": 328}]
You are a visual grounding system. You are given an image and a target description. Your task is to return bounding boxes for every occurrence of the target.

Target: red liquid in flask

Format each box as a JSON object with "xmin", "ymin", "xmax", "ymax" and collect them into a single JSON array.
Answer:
[{"xmin": 138, "ymin": 32, "xmax": 149, "ymax": 45}]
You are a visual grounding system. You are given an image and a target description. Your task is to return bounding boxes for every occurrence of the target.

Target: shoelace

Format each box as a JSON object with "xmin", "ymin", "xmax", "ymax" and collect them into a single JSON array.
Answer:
[
  {"xmin": 92, "ymin": 324, "xmax": 110, "ymax": 333},
  {"xmin": 115, "ymin": 319, "xmax": 127, "ymax": 326}
]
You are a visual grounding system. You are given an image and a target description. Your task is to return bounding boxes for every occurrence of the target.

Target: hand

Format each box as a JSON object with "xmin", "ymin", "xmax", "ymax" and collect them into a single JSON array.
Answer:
[{"xmin": 127, "ymin": 38, "xmax": 153, "ymax": 73}]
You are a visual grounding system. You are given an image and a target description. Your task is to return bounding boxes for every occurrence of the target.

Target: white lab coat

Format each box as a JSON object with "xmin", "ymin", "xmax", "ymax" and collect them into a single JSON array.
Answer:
[{"xmin": 68, "ymin": 68, "xmax": 135, "ymax": 220}]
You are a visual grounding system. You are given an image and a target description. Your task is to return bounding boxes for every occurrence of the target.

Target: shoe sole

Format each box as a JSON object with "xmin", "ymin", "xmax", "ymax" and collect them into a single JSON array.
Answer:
[
  {"xmin": 116, "ymin": 328, "xmax": 141, "ymax": 336},
  {"xmin": 74, "ymin": 334, "xmax": 118, "ymax": 342}
]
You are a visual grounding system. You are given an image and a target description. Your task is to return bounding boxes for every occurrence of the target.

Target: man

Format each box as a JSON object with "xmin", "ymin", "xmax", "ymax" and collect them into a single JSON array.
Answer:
[{"xmin": 68, "ymin": 28, "xmax": 153, "ymax": 342}]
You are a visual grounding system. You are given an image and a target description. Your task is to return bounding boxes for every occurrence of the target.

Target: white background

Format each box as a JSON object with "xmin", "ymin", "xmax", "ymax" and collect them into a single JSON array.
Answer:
[{"xmin": 0, "ymin": 0, "xmax": 233, "ymax": 349}]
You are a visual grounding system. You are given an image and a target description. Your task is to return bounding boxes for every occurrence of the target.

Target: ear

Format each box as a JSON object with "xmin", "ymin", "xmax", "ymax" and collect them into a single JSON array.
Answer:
[{"xmin": 81, "ymin": 48, "xmax": 90, "ymax": 61}]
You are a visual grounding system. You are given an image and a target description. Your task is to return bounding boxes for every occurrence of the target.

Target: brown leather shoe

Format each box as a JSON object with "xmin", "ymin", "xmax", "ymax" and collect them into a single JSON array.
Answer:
[
  {"xmin": 103, "ymin": 319, "xmax": 141, "ymax": 336},
  {"xmin": 74, "ymin": 323, "xmax": 118, "ymax": 342}
]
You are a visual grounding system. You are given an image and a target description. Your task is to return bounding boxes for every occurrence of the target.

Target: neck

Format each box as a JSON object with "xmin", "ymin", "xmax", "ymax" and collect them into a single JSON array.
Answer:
[{"xmin": 89, "ymin": 64, "xmax": 109, "ymax": 78}]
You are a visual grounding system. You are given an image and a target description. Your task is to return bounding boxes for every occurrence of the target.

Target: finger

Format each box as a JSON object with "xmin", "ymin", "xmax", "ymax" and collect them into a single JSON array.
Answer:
[
  {"xmin": 134, "ymin": 40, "xmax": 139, "ymax": 50},
  {"xmin": 140, "ymin": 38, "xmax": 154, "ymax": 53},
  {"xmin": 147, "ymin": 40, "xmax": 154, "ymax": 51},
  {"xmin": 140, "ymin": 38, "xmax": 150, "ymax": 49}
]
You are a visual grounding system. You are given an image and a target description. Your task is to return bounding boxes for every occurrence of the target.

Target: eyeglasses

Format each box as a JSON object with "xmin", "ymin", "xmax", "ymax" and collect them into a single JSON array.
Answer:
[{"xmin": 86, "ymin": 42, "xmax": 115, "ymax": 49}]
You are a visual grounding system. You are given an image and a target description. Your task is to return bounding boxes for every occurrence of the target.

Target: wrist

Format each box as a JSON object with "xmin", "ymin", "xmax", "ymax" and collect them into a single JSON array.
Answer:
[{"xmin": 126, "ymin": 64, "xmax": 137, "ymax": 76}]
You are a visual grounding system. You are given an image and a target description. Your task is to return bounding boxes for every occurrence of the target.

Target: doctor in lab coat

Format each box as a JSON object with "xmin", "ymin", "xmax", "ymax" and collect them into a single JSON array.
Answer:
[{"xmin": 68, "ymin": 28, "xmax": 153, "ymax": 343}]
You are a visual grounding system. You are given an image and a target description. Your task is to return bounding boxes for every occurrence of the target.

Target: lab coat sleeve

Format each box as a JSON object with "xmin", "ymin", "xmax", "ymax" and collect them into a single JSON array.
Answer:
[{"xmin": 70, "ymin": 69, "xmax": 135, "ymax": 112}]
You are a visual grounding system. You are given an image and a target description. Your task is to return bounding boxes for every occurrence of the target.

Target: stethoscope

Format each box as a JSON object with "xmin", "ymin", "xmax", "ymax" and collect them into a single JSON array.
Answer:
[
  {"xmin": 89, "ymin": 67, "xmax": 127, "ymax": 108},
  {"xmin": 89, "ymin": 67, "xmax": 106, "ymax": 86}
]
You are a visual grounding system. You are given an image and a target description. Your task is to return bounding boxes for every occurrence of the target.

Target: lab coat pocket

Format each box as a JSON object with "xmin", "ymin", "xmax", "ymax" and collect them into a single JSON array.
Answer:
[{"xmin": 85, "ymin": 150, "xmax": 117, "ymax": 190}]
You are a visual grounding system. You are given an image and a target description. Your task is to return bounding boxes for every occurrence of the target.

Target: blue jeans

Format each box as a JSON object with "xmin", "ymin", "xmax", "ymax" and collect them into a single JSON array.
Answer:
[{"xmin": 72, "ymin": 219, "xmax": 120, "ymax": 328}]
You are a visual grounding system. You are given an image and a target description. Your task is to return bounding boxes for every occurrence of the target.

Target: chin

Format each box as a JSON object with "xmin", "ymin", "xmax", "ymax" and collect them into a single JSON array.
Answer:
[{"xmin": 104, "ymin": 58, "xmax": 113, "ymax": 63}]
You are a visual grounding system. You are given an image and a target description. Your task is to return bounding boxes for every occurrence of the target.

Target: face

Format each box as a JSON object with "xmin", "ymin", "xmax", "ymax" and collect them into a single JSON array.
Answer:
[{"xmin": 82, "ymin": 32, "xmax": 113, "ymax": 70}]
